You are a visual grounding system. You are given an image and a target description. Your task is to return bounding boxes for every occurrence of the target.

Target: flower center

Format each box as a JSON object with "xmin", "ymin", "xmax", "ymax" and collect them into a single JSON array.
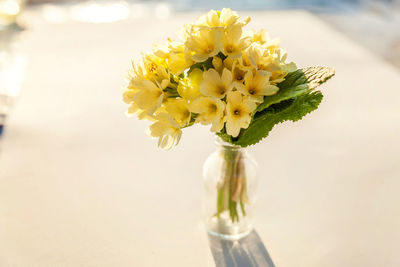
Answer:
[
  {"xmin": 226, "ymin": 45, "xmax": 233, "ymax": 53},
  {"xmin": 209, "ymin": 103, "xmax": 217, "ymax": 113},
  {"xmin": 206, "ymin": 45, "xmax": 214, "ymax": 53},
  {"xmin": 218, "ymin": 86, "xmax": 226, "ymax": 96},
  {"xmin": 233, "ymin": 109, "xmax": 241, "ymax": 116},
  {"xmin": 184, "ymin": 110, "xmax": 190, "ymax": 118},
  {"xmin": 249, "ymin": 88, "xmax": 256, "ymax": 95}
]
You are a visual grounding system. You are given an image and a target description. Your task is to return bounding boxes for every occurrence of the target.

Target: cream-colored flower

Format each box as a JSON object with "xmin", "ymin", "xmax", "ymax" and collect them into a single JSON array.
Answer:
[
  {"xmin": 154, "ymin": 41, "xmax": 193, "ymax": 76},
  {"xmin": 126, "ymin": 101, "xmax": 156, "ymax": 121},
  {"xmin": 149, "ymin": 113, "xmax": 182, "ymax": 150},
  {"xmin": 165, "ymin": 98, "xmax": 191, "ymax": 127},
  {"xmin": 122, "ymin": 89, "xmax": 136, "ymax": 105},
  {"xmin": 142, "ymin": 53, "xmax": 166, "ymax": 78},
  {"xmin": 225, "ymin": 91, "xmax": 257, "ymax": 137},
  {"xmin": 195, "ymin": 9, "xmax": 221, "ymax": 28},
  {"xmin": 219, "ymin": 8, "xmax": 243, "ymax": 27},
  {"xmin": 222, "ymin": 23, "xmax": 250, "ymax": 59},
  {"xmin": 132, "ymin": 80, "xmax": 164, "ymax": 116},
  {"xmin": 185, "ymin": 27, "xmax": 223, "ymax": 62},
  {"xmin": 200, "ymin": 68, "xmax": 233, "ymax": 99},
  {"xmin": 236, "ymin": 71, "xmax": 279, "ymax": 102},
  {"xmin": 246, "ymin": 43, "xmax": 295, "ymax": 85},
  {"xmin": 212, "ymin": 56, "xmax": 223, "ymax": 73},
  {"xmin": 177, "ymin": 68, "xmax": 203, "ymax": 100},
  {"xmin": 134, "ymin": 53, "xmax": 171, "ymax": 89},
  {"xmin": 155, "ymin": 65, "xmax": 170, "ymax": 89},
  {"xmin": 248, "ymin": 29, "xmax": 268, "ymax": 44},
  {"xmin": 190, "ymin": 97, "xmax": 225, "ymax": 132},
  {"xmin": 195, "ymin": 8, "xmax": 246, "ymax": 28},
  {"xmin": 231, "ymin": 61, "xmax": 247, "ymax": 85}
]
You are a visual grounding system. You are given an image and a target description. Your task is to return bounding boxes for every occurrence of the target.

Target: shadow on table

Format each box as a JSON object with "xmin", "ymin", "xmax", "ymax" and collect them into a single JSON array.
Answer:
[{"xmin": 208, "ymin": 230, "xmax": 275, "ymax": 267}]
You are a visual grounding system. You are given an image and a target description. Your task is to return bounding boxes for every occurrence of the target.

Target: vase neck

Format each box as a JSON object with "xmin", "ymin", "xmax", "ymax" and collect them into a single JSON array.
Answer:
[{"xmin": 215, "ymin": 136, "xmax": 243, "ymax": 152}]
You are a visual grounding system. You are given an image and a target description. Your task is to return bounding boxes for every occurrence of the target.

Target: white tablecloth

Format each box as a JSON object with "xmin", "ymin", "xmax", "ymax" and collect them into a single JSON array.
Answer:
[{"xmin": 0, "ymin": 8, "xmax": 399, "ymax": 267}]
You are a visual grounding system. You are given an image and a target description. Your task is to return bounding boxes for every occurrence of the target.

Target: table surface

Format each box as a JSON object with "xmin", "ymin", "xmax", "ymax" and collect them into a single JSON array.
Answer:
[{"xmin": 0, "ymin": 8, "xmax": 400, "ymax": 267}]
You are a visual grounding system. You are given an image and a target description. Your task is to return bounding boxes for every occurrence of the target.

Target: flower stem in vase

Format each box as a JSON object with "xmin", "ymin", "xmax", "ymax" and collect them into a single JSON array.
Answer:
[{"xmin": 216, "ymin": 147, "xmax": 248, "ymax": 223}]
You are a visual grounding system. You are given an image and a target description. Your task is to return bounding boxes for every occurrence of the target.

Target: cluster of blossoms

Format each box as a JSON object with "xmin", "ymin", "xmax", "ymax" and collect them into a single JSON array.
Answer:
[{"xmin": 123, "ymin": 8, "xmax": 296, "ymax": 149}]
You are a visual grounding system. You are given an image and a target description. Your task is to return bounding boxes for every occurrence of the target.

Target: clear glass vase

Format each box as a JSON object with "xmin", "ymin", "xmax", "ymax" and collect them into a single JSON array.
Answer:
[{"xmin": 203, "ymin": 137, "xmax": 258, "ymax": 240}]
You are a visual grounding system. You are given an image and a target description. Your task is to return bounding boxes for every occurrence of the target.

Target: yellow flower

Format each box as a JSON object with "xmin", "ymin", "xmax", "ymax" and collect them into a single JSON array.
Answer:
[
  {"xmin": 225, "ymin": 91, "xmax": 257, "ymax": 137},
  {"xmin": 195, "ymin": 9, "xmax": 221, "ymax": 28},
  {"xmin": 177, "ymin": 68, "xmax": 203, "ymax": 100},
  {"xmin": 231, "ymin": 61, "xmax": 247, "ymax": 85},
  {"xmin": 236, "ymin": 71, "xmax": 279, "ymax": 102},
  {"xmin": 165, "ymin": 98, "xmax": 191, "ymax": 127},
  {"xmin": 154, "ymin": 41, "xmax": 193, "ymax": 76},
  {"xmin": 142, "ymin": 53, "xmax": 166, "ymax": 78},
  {"xmin": 155, "ymin": 65, "xmax": 170, "ymax": 89},
  {"xmin": 149, "ymin": 113, "xmax": 182, "ymax": 150},
  {"xmin": 200, "ymin": 68, "xmax": 233, "ymax": 99},
  {"xmin": 195, "ymin": 8, "xmax": 249, "ymax": 28},
  {"xmin": 190, "ymin": 97, "xmax": 225, "ymax": 132},
  {"xmin": 219, "ymin": 8, "xmax": 243, "ymax": 27},
  {"xmin": 248, "ymin": 29, "xmax": 268, "ymax": 44},
  {"xmin": 222, "ymin": 23, "xmax": 250, "ymax": 59},
  {"xmin": 212, "ymin": 56, "xmax": 223, "ymax": 73},
  {"xmin": 127, "ymin": 60, "xmax": 146, "ymax": 86},
  {"xmin": 122, "ymin": 89, "xmax": 136, "ymax": 104},
  {"xmin": 185, "ymin": 27, "xmax": 223, "ymax": 62},
  {"xmin": 246, "ymin": 43, "xmax": 295, "ymax": 85},
  {"xmin": 126, "ymin": 101, "xmax": 156, "ymax": 121},
  {"xmin": 169, "ymin": 52, "xmax": 189, "ymax": 76},
  {"xmin": 132, "ymin": 80, "xmax": 164, "ymax": 116}
]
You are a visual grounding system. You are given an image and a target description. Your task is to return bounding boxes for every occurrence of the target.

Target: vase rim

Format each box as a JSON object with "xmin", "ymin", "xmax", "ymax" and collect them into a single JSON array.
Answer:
[{"xmin": 215, "ymin": 136, "xmax": 243, "ymax": 150}]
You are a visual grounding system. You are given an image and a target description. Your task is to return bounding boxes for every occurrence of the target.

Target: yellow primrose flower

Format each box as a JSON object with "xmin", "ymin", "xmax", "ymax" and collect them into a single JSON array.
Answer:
[
  {"xmin": 169, "ymin": 52, "xmax": 190, "ymax": 76},
  {"xmin": 123, "ymin": 89, "xmax": 135, "ymax": 104},
  {"xmin": 132, "ymin": 80, "xmax": 164, "ymax": 116},
  {"xmin": 196, "ymin": 8, "xmax": 249, "ymax": 28},
  {"xmin": 142, "ymin": 53, "xmax": 166, "ymax": 78},
  {"xmin": 185, "ymin": 27, "xmax": 223, "ymax": 62},
  {"xmin": 231, "ymin": 61, "xmax": 247, "ymax": 85},
  {"xmin": 212, "ymin": 56, "xmax": 223, "ymax": 73},
  {"xmin": 165, "ymin": 98, "xmax": 191, "ymax": 127},
  {"xmin": 154, "ymin": 41, "xmax": 192, "ymax": 76},
  {"xmin": 236, "ymin": 70, "xmax": 279, "ymax": 102},
  {"xmin": 190, "ymin": 97, "xmax": 225, "ymax": 132},
  {"xmin": 155, "ymin": 65, "xmax": 170, "ymax": 89},
  {"xmin": 219, "ymin": 8, "xmax": 242, "ymax": 27},
  {"xmin": 200, "ymin": 68, "xmax": 233, "ymax": 99},
  {"xmin": 195, "ymin": 9, "xmax": 221, "ymax": 28},
  {"xmin": 126, "ymin": 101, "xmax": 156, "ymax": 121},
  {"xmin": 269, "ymin": 61, "xmax": 297, "ymax": 84},
  {"xmin": 127, "ymin": 60, "xmax": 147, "ymax": 87},
  {"xmin": 222, "ymin": 23, "xmax": 250, "ymax": 59},
  {"xmin": 177, "ymin": 68, "xmax": 203, "ymax": 100},
  {"xmin": 149, "ymin": 113, "xmax": 182, "ymax": 150},
  {"xmin": 225, "ymin": 91, "xmax": 257, "ymax": 137},
  {"xmin": 248, "ymin": 29, "xmax": 268, "ymax": 44},
  {"xmin": 246, "ymin": 43, "xmax": 293, "ymax": 84}
]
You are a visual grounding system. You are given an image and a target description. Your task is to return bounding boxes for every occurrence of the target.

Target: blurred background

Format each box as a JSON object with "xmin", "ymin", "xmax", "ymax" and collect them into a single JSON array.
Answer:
[{"xmin": 0, "ymin": 1, "xmax": 399, "ymax": 266}]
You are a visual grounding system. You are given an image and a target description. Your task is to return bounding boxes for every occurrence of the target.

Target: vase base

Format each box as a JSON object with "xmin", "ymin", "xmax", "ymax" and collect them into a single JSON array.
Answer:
[{"xmin": 206, "ymin": 227, "xmax": 252, "ymax": 241}]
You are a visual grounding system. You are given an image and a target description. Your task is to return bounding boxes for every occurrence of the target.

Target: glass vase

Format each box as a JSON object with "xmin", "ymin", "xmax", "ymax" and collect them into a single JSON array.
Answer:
[{"xmin": 203, "ymin": 137, "xmax": 258, "ymax": 240}]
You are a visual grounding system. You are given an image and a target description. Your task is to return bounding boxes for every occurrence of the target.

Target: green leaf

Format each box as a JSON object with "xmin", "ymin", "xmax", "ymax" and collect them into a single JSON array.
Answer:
[
  {"xmin": 231, "ymin": 91, "xmax": 324, "ymax": 147},
  {"xmin": 187, "ymin": 57, "xmax": 213, "ymax": 75},
  {"xmin": 255, "ymin": 66, "xmax": 335, "ymax": 113},
  {"xmin": 216, "ymin": 127, "xmax": 233, "ymax": 144}
]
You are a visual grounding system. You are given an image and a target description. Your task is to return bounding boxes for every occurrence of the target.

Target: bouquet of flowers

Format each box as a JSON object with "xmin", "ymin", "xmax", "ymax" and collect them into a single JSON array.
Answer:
[
  {"xmin": 123, "ymin": 9, "xmax": 334, "ymax": 149},
  {"xmin": 122, "ymin": 9, "xmax": 335, "ymax": 236}
]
